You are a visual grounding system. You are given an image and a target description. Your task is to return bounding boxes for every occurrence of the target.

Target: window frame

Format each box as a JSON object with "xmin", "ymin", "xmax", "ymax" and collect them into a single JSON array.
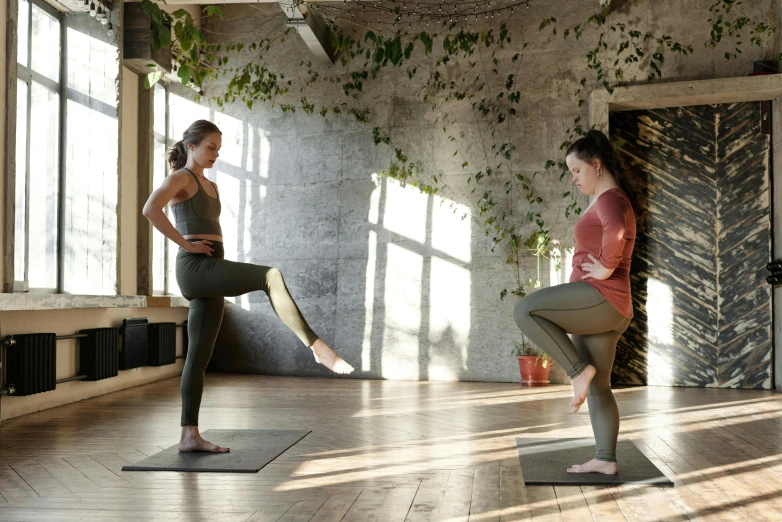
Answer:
[{"xmin": 14, "ymin": 0, "xmax": 65, "ymax": 293}]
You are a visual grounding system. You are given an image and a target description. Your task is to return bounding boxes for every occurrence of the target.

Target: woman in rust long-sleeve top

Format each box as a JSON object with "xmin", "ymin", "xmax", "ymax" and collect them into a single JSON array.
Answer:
[{"xmin": 514, "ymin": 129, "xmax": 645, "ymax": 475}]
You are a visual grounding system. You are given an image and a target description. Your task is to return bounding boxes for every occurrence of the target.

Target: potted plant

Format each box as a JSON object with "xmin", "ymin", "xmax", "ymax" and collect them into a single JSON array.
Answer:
[{"xmin": 513, "ymin": 333, "xmax": 552, "ymax": 386}]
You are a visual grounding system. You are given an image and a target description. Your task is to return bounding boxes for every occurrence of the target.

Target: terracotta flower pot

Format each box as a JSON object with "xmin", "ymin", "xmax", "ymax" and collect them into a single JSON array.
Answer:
[{"xmin": 517, "ymin": 355, "xmax": 552, "ymax": 386}]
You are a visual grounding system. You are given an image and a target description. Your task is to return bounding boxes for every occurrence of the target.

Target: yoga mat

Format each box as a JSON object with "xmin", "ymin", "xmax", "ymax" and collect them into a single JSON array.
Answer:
[
  {"xmin": 122, "ymin": 429, "xmax": 310, "ymax": 473},
  {"xmin": 515, "ymin": 437, "xmax": 674, "ymax": 486}
]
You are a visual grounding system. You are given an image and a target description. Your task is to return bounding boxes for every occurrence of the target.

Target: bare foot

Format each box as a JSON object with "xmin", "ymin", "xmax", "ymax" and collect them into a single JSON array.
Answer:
[
  {"xmin": 570, "ymin": 364, "xmax": 596, "ymax": 413},
  {"xmin": 567, "ymin": 459, "xmax": 618, "ymax": 474},
  {"xmin": 310, "ymin": 339, "xmax": 355, "ymax": 374},
  {"xmin": 179, "ymin": 426, "xmax": 229, "ymax": 453}
]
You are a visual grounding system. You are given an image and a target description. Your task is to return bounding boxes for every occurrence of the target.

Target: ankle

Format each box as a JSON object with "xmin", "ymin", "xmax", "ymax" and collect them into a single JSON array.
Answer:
[
  {"xmin": 180, "ymin": 426, "xmax": 200, "ymax": 439},
  {"xmin": 573, "ymin": 364, "xmax": 595, "ymax": 381}
]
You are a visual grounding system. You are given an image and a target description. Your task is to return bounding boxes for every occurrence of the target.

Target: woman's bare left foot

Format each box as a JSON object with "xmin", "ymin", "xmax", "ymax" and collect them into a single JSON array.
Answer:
[
  {"xmin": 179, "ymin": 426, "xmax": 229, "ymax": 453},
  {"xmin": 567, "ymin": 459, "xmax": 618, "ymax": 474},
  {"xmin": 310, "ymin": 339, "xmax": 354, "ymax": 374},
  {"xmin": 570, "ymin": 364, "xmax": 596, "ymax": 413}
]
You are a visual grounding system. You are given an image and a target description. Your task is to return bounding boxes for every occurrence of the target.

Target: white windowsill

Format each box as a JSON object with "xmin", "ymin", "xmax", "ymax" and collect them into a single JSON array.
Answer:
[{"xmin": 0, "ymin": 294, "xmax": 190, "ymax": 311}]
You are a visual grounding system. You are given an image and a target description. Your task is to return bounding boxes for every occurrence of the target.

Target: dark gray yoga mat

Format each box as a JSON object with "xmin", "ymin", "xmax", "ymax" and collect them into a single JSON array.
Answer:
[
  {"xmin": 516, "ymin": 437, "xmax": 673, "ymax": 486},
  {"xmin": 122, "ymin": 429, "xmax": 310, "ymax": 472}
]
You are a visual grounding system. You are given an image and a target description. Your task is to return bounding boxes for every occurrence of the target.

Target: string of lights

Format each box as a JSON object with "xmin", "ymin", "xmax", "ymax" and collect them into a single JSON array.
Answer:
[
  {"xmin": 295, "ymin": 0, "xmax": 534, "ymax": 27},
  {"xmin": 78, "ymin": 0, "xmax": 115, "ymax": 37}
]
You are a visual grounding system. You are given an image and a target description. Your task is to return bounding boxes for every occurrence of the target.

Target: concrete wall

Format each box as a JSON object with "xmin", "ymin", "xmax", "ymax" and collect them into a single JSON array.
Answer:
[{"xmin": 197, "ymin": 0, "xmax": 777, "ymax": 384}]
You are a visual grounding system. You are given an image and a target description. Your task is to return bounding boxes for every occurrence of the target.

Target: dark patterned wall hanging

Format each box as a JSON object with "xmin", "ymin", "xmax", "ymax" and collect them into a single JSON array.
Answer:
[{"xmin": 609, "ymin": 102, "xmax": 772, "ymax": 389}]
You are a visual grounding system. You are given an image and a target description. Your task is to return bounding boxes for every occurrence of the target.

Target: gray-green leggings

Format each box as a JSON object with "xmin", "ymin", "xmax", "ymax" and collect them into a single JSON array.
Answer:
[
  {"xmin": 513, "ymin": 281, "xmax": 631, "ymax": 462},
  {"xmin": 176, "ymin": 241, "xmax": 319, "ymax": 426}
]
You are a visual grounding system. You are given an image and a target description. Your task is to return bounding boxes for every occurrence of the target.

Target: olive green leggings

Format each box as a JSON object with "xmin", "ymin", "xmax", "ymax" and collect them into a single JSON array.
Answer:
[
  {"xmin": 176, "ymin": 241, "xmax": 318, "ymax": 426},
  {"xmin": 513, "ymin": 282, "xmax": 631, "ymax": 462}
]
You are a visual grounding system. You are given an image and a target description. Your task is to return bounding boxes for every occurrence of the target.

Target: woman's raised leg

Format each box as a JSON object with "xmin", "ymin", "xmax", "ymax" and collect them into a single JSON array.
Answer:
[{"xmin": 188, "ymin": 258, "xmax": 353, "ymax": 374}]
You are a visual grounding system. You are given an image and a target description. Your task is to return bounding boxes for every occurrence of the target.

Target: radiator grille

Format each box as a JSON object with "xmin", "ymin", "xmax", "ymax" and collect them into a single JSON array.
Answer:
[
  {"xmin": 79, "ymin": 328, "xmax": 119, "ymax": 381},
  {"xmin": 6, "ymin": 333, "xmax": 57, "ymax": 396},
  {"xmin": 119, "ymin": 318, "xmax": 148, "ymax": 370},
  {"xmin": 147, "ymin": 323, "xmax": 176, "ymax": 366}
]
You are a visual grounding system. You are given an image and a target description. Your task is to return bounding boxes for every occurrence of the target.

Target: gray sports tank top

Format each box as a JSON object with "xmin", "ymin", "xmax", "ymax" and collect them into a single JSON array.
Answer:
[{"xmin": 172, "ymin": 168, "xmax": 223, "ymax": 236}]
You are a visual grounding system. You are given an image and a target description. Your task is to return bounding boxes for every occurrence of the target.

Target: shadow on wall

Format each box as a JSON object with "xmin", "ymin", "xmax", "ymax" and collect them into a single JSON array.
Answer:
[
  {"xmin": 184, "ymin": 99, "xmax": 543, "ymax": 383},
  {"xmin": 208, "ymin": 149, "xmax": 483, "ymax": 381}
]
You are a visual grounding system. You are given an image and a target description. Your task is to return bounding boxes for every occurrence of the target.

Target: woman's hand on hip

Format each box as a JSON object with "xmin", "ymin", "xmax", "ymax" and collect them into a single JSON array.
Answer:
[
  {"xmin": 187, "ymin": 240, "xmax": 214, "ymax": 256},
  {"xmin": 581, "ymin": 254, "xmax": 613, "ymax": 281}
]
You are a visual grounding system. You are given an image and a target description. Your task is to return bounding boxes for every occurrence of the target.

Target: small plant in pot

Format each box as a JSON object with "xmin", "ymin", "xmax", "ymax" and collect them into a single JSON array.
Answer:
[{"xmin": 513, "ymin": 333, "xmax": 552, "ymax": 386}]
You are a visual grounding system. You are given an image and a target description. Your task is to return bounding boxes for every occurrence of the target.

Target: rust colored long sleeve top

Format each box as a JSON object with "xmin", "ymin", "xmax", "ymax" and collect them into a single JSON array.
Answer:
[{"xmin": 569, "ymin": 187, "xmax": 636, "ymax": 318}]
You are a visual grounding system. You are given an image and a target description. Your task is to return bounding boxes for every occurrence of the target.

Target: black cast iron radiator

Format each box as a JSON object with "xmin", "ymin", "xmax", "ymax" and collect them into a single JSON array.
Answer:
[
  {"xmin": 5, "ymin": 333, "xmax": 57, "ymax": 395},
  {"xmin": 79, "ymin": 328, "xmax": 119, "ymax": 381},
  {"xmin": 119, "ymin": 318, "xmax": 148, "ymax": 370},
  {"xmin": 147, "ymin": 322, "xmax": 176, "ymax": 366}
]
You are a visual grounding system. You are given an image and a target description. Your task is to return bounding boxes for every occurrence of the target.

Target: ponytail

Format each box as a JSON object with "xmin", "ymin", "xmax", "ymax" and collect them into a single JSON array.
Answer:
[
  {"xmin": 167, "ymin": 141, "xmax": 188, "ymax": 172},
  {"xmin": 566, "ymin": 129, "xmax": 648, "ymax": 228}
]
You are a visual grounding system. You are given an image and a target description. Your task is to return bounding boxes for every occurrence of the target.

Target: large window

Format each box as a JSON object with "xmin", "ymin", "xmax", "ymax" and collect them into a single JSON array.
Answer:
[
  {"xmin": 14, "ymin": 1, "xmax": 120, "ymax": 294},
  {"xmin": 61, "ymin": 18, "xmax": 119, "ymax": 295},
  {"xmin": 14, "ymin": 0, "xmax": 62, "ymax": 292}
]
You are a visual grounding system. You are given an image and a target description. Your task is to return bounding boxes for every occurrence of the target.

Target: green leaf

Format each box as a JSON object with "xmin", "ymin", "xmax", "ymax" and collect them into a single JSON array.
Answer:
[
  {"xmin": 156, "ymin": 24, "xmax": 171, "ymax": 49},
  {"xmin": 404, "ymin": 42, "xmax": 414, "ymax": 60},
  {"xmin": 203, "ymin": 5, "xmax": 223, "ymax": 18},
  {"xmin": 177, "ymin": 64, "xmax": 191, "ymax": 84},
  {"xmin": 144, "ymin": 70, "xmax": 163, "ymax": 89}
]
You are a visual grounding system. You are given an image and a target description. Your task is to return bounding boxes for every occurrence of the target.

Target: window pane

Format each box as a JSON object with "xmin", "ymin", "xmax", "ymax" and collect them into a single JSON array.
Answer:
[
  {"xmin": 62, "ymin": 27, "xmax": 119, "ymax": 295},
  {"xmin": 31, "ymin": 4, "xmax": 60, "ymax": 82},
  {"xmin": 168, "ymin": 93, "xmax": 209, "ymax": 145},
  {"xmin": 28, "ymin": 82, "xmax": 59, "ymax": 289},
  {"xmin": 14, "ymin": 80, "xmax": 29, "ymax": 282},
  {"xmin": 167, "ymin": 227, "xmax": 181, "ymax": 296},
  {"xmin": 154, "ymin": 83, "xmax": 166, "ymax": 138},
  {"xmin": 152, "ymin": 138, "xmax": 166, "ymax": 294},
  {"xmin": 18, "ymin": 0, "xmax": 29, "ymax": 67},
  {"xmin": 152, "ymin": 84, "xmax": 166, "ymax": 293}
]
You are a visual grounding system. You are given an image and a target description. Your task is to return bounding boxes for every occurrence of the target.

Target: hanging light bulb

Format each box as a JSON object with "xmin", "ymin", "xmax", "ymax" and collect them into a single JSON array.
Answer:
[
  {"xmin": 89, "ymin": 2, "xmax": 96, "ymax": 16},
  {"xmin": 107, "ymin": 22, "xmax": 113, "ymax": 37},
  {"xmin": 101, "ymin": 11, "xmax": 109, "ymax": 24}
]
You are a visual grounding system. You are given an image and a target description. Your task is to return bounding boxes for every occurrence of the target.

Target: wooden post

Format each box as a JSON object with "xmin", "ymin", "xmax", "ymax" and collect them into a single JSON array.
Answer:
[
  {"xmin": 3, "ymin": 0, "xmax": 19, "ymax": 293},
  {"xmin": 136, "ymin": 76, "xmax": 154, "ymax": 296}
]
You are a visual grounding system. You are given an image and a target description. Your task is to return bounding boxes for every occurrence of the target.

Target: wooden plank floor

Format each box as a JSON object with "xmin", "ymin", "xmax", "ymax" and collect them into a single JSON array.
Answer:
[{"xmin": 0, "ymin": 375, "xmax": 780, "ymax": 521}]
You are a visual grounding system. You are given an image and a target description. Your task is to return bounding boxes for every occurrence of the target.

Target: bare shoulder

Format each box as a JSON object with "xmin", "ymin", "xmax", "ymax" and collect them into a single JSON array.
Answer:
[{"xmin": 166, "ymin": 169, "xmax": 195, "ymax": 187}]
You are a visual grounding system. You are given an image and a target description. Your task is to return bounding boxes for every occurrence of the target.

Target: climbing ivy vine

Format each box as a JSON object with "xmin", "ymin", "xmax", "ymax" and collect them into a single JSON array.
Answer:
[{"xmin": 139, "ymin": 0, "xmax": 777, "ymax": 299}]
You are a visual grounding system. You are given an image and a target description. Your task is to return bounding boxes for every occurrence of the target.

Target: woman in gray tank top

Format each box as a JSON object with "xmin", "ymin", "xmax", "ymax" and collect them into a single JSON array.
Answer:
[{"xmin": 142, "ymin": 120, "xmax": 354, "ymax": 453}]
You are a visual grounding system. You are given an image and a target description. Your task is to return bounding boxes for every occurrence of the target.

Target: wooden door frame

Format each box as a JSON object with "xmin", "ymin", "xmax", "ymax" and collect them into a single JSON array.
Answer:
[{"xmin": 589, "ymin": 74, "xmax": 782, "ymax": 392}]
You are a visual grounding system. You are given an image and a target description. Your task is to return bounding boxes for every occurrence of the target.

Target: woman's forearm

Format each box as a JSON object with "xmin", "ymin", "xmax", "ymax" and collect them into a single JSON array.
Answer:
[{"xmin": 143, "ymin": 207, "xmax": 191, "ymax": 250}]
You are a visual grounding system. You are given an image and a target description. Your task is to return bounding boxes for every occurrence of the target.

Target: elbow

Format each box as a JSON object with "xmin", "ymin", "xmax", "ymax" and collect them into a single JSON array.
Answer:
[{"xmin": 141, "ymin": 204, "xmax": 154, "ymax": 220}]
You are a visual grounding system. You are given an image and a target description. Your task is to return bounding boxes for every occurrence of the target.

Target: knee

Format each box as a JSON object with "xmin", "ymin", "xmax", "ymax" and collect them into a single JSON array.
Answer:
[
  {"xmin": 264, "ymin": 267, "xmax": 284, "ymax": 289},
  {"xmin": 267, "ymin": 267, "xmax": 283, "ymax": 281}
]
